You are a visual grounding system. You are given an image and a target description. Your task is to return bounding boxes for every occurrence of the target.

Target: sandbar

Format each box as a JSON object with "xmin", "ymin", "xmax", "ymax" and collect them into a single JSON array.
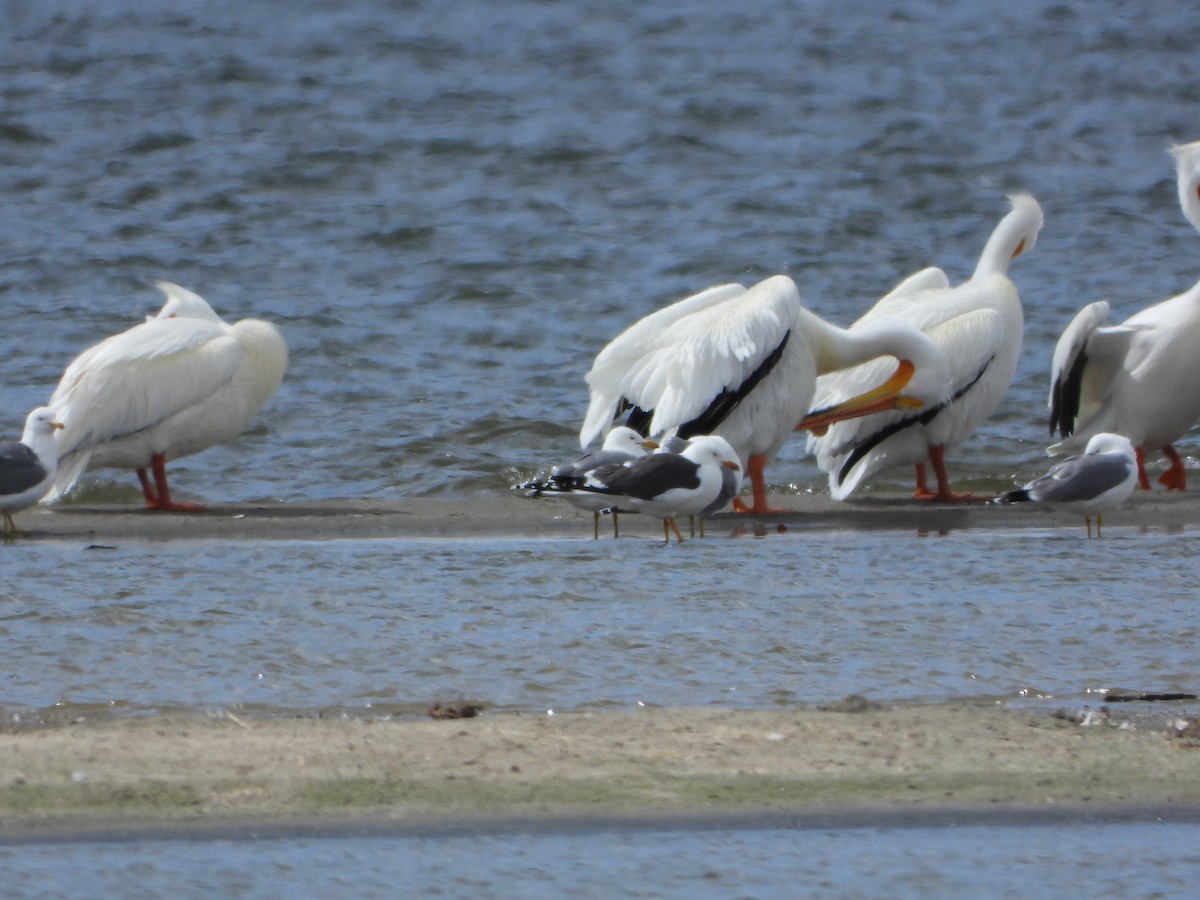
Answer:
[
  {"xmin": 14, "ymin": 488, "xmax": 1200, "ymax": 542},
  {"xmin": 3, "ymin": 701, "xmax": 1200, "ymax": 842}
]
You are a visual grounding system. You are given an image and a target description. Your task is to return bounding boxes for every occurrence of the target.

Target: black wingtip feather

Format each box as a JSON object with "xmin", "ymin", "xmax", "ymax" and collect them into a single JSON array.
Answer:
[
  {"xmin": 991, "ymin": 489, "xmax": 1031, "ymax": 505},
  {"xmin": 1049, "ymin": 348, "xmax": 1087, "ymax": 438}
]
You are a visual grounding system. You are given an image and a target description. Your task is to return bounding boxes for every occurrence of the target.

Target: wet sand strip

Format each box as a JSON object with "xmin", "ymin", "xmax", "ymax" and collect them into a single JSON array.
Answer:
[{"xmin": 17, "ymin": 490, "xmax": 1200, "ymax": 542}]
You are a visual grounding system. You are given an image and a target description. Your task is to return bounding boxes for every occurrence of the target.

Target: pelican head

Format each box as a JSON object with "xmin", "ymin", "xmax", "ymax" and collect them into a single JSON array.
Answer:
[
  {"xmin": 1004, "ymin": 192, "xmax": 1044, "ymax": 260},
  {"xmin": 154, "ymin": 281, "xmax": 225, "ymax": 324},
  {"xmin": 1169, "ymin": 139, "xmax": 1200, "ymax": 235}
]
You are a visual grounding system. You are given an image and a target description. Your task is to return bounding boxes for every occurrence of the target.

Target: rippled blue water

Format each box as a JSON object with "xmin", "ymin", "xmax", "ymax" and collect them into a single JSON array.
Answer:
[
  {"xmin": 4, "ymin": 0, "xmax": 1200, "ymax": 888},
  {"xmin": 3, "ymin": 527, "xmax": 1198, "ymax": 716},
  {"xmin": 4, "ymin": 0, "xmax": 1200, "ymax": 502},
  {"xmin": 4, "ymin": 817, "xmax": 1200, "ymax": 899}
]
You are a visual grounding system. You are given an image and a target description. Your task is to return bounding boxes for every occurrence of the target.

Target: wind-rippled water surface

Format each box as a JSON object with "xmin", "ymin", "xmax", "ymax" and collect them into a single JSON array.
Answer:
[
  {"xmin": 3, "ymin": 0, "xmax": 1200, "ymax": 502},
  {"xmin": 4, "ymin": 816, "xmax": 1200, "ymax": 899},
  {"xmin": 3, "ymin": 527, "xmax": 1197, "ymax": 719},
  {"xmin": 6, "ymin": 0, "xmax": 1200, "ymax": 886}
]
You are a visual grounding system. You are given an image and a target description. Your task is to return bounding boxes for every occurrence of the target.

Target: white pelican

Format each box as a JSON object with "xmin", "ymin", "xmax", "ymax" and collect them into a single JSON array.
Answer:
[
  {"xmin": 1048, "ymin": 141, "xmax": 1200, "ymax": 491},
  {"xmin": 45, "ymin": 281, "xmax": 288, "ymax": 510},
  {"xmin": 0, "ymin": 407, "xmax": 64, "ymax": 536},
  {"xmin": 992, "ymin": 433, "xmax": 1137, "ymax": 537},
  {"xmin": 520, "ymin": 426, "xmax": 659, "ymax": 537},
  {"xmin": 808, "ymin": 193, "xmax": 1044, "ymax": 501},
  {"xmin": 553, "ymin": 434, "xmax": 742, "ymax": 542},
  {"xmin": 580, "ymin": 274, "xmax": 950, "ymax": 514}
]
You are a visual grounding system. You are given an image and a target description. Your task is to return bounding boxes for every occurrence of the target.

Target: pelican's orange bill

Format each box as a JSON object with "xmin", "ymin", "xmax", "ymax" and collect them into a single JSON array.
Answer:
[{"xmin": 795, "ymin": 360, "xmax": 920, "ymax": 433}]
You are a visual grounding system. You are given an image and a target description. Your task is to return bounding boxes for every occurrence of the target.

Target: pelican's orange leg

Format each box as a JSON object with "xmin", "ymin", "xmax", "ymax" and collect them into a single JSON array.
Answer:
[
  {"xmin": 136, "ymin": 468, "xmax": 159, "ymax": 506},
  {"xmin": 732, "ymin": 453, "xmax": 785, "ymax": 514},
  {"xmin": 913, "ymin": 445, "xmax": 974, "ymax": 502},
  {"xmin": 1158, "ymin": 445, "xmax": 1188, "ymax": 492},
  {"xmin": 145, "ymin": 453, "xmax": 207, "ymax": 512},
  {"xmin": 912, "ymin": 463, "xmax": 936, "ymax": 500},
  {"xmin": 1135, "ymin": 448, "xmax": 1151, "ymax": 490}
]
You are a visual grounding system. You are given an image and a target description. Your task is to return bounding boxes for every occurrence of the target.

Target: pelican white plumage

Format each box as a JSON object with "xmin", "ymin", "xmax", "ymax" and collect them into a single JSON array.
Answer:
[
  {"xmin": 0, "ymin": 407, "xmax": 63, "ymax": 536},
  {"xmin": 45, "ymin": 281, "xmax": 288, "ymax": 509},
  {"xmin": 580, "ymin": 274, "xmax": 951, "ymax": 514},
  {"xmin": 992, "ymin": 432, "xmax": 1138, "ymax": 537},
  {"xmin": 555, "ymin": 434, "xmax": 743, "ymax": 543},
  {"xmin": 1048, "ymin": 141, "xmax": 1200, "ymax": 492},
  {"xmin": 808, "ymin": 193, "xmax": 1044, "ymax": 501},
  {"xmin": 520, "ymin": 426, "xmax": 659, "ymax": 537}
]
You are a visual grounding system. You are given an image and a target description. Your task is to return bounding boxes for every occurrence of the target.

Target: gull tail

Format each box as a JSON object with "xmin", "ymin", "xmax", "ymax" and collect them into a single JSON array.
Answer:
[
  {"xmin": 515, "ymin": 478, "xmax": 582, "ymax": 499},
  {"xmin": 990, "ymin": 488, "xmax": 1030, "ymax": 506}
]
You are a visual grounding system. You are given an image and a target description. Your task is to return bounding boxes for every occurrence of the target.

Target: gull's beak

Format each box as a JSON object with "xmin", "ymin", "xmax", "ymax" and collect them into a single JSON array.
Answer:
[
  {"xmin": 640, "ymin": 440, "xmax": 660, "ymax": 450},
  {"xmin": 51, "ymin": 422, "xmax": 65, "ymax": 431},
  {"xmin": 795, "ymin": 360, "xmax": 922, "ymax": 435},
  {"xmin": 721, "ymin": 459, "xmax": 741, "ymax": 471}
]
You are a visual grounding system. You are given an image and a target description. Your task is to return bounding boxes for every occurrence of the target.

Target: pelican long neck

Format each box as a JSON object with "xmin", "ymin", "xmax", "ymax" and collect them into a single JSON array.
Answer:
[
  {"xmin": 972, "ymin": 197, "xmax": 1041, "ymax": 280},
  {"xmin": 799, "ymin": 307, "xmax": 934, "ymax": 376},
  {"xmin": 973, "ymin": 217, "xmax": 1025, "ymax": 279}
]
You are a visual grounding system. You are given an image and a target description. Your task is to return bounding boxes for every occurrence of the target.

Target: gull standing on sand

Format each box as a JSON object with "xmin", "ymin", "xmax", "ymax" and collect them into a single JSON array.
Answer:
[
  {"xmin": 520, "ymin": 426, "xmax": 658, "ymax": 537},
  {"xmin": 808, "ymin": 194, "xmax": 1044, "ymax": 501},
  {"xmin": 646, "ymin": 434, "xmax": 744, "ymax": 537},
  {"xmin": 45, "ymin": 282, "xmax": 288, "ymax": 510},
  {"xmin": 581, "ymin": 274, "xmax": 950, "ymax": 514},
  {"xmin": 0, "ymin": 407, "xmax": 63, "ymax": 536},
  {"xmin": 549, "ymin": 434, "xmax": 742, "ymax": 543},
  {"xmin": 1048, "ymin": 141, "xmax": 1200, "ymax": 492},
  {"xmin": 991, "ymin": 433, "xmax": 1138, "ymax": 537}
]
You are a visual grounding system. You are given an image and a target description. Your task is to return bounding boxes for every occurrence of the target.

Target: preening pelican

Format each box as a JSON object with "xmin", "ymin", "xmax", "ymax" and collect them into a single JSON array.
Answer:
[
  {"xmin": 808, "ymin": 193, "xmax": 1044, "ymax": 501},
  {"xmin": 580, "ymin": 274, "xmax": 950, "ymax": 514},
  {"xmin": 520, "ymin": 426, "xmax": 658, "ymax": 537},
  {"xmin": 553, "ymin": 434, "xmax": 743, "ymax": 543},
  {"xmin": 0, "ymin": 408, "xmax": 63, "ymax": 536},
  {"xmin": 46, "ymin": 281, "xmax": 288, "ymax": 510},
  {"xmin": 992, "ymin": 432, "xmax": 1137, "ymax": 538},
  {"xmin": 1048, "ymin": 141, "xmax": 1200, "ymax": 491}
]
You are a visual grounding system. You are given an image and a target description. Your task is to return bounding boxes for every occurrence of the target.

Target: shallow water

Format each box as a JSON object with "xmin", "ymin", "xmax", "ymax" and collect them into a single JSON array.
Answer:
[
  {"xmin": 4, "ymin": 0, "xmax": 1200, "ymax": 889},
  {"xmin": 4, "ymin": 526, "xmax": 1197, "ymax": 719},
  {"xmin": 3, "ymin": 817, "xmax": 1200, "ymax": 899}
]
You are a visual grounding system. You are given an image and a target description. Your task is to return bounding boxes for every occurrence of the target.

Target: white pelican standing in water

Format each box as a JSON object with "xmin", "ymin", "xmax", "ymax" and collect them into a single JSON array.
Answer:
[
  {"xmin": 808, "ymin": 193, "xmax": 1044, "ymax": 501},
  {"xmin": 580, "ymin": 274, "xmax": 951, "ymax": 514},
  {"xmin": 45, "ymin": 281, "xmax": 288, "ymax": 510},
  {"xmin": 1048, "ymin": 141, "xmax": 1200, "ymax": 491}
]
